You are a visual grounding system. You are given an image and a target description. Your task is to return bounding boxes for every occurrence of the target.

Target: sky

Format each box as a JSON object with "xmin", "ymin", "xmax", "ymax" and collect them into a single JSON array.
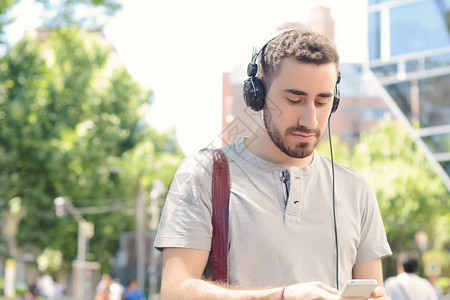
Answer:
[{"xmin": 5, "ymin": 0, "xmax": 368, "ymax": 156}]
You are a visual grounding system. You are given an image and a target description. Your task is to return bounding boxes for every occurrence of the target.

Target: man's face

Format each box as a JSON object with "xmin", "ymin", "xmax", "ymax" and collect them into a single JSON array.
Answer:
[{"xmin": 263, "ymin": 57, "xmax": 338, "ymax": 159}]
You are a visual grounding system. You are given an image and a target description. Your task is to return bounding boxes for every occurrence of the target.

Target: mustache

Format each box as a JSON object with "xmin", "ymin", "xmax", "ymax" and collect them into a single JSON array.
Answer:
[{"xmin": 286, "ymin": 125, "xmax": 320, "ymax": 137}]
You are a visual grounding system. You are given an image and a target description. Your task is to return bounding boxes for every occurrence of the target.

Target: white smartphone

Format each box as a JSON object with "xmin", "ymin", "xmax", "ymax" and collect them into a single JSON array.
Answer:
[{"xmin": 338, "ymin": 279, "xmax": 378, "ymax": 298}]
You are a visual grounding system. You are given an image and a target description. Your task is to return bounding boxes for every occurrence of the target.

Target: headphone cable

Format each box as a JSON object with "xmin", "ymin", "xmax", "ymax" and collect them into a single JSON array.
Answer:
[{"xmin": 328, "ymin": 114, "xmax": 339, "ymax": 290}]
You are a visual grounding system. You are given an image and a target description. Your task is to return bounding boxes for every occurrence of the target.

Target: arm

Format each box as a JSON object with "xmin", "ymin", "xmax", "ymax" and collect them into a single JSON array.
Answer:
[
  {"xmin": 160, "ymin": 247, "xmax": 283, "ymax": 299},
  {"xmin": 353, "ymin": 258, "xmax": 390, "ymax": 300},
  {"xmin": 161, "ymin": 247, "xmax": 350, "ymax": 300},
  {"xmin": 352, "ymin": 258, "xmax": 383, "ymax": 285}
]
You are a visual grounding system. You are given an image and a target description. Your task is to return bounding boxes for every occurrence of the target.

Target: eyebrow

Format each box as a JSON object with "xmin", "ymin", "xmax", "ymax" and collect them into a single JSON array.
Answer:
[{"xmin": 284, "ymin": 88, "xmax": 333, "ymax": 98}]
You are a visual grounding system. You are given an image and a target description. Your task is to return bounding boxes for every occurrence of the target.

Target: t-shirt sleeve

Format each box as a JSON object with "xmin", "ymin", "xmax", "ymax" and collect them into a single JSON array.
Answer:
[
  {"xmin": 355, "ymin": 179, "xmax": 392, "ymax": 265},
  {"xmin": 154, "ymin": 151, "xmax": 214, "ymax": 251}
]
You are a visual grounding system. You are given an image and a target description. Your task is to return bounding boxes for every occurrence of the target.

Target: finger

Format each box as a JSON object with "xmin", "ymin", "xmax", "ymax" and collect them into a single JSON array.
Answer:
[{"xmin": 371, "ymin": 286, "xmax": 386, "ymax": 298}]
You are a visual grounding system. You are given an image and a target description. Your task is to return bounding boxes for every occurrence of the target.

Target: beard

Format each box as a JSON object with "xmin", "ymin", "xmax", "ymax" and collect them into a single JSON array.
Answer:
[{"xmin": 263, "ymin": 108, "xmax": 322, "ymax": 159}]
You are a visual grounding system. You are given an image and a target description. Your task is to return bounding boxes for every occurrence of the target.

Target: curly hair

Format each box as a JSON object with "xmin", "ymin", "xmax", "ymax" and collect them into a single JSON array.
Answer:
[{"xmin": 259, "ymin": 28, "xmax": 340, "ymax": 91}]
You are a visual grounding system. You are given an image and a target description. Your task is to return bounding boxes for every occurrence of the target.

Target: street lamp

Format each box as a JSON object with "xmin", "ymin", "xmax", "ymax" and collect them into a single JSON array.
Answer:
[{"xmin": 54, "ymin": 197, "xmax": 95, "ymax": 300}]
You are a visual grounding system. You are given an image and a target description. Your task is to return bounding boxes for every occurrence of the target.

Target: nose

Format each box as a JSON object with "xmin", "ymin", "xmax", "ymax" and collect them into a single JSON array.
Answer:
[{"xmin": 297, "ymin": 102, "xmax": 318, "ymax": 129}]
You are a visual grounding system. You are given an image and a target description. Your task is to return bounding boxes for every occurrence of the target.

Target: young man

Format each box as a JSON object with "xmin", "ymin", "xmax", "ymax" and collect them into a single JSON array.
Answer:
[
  {"xmin": 154, "ymin": 29, "xmax": 392, "ymax": 299},
  {"xmin": 384, "ymin": 251, "xmax": 438, "ymax": 300}
]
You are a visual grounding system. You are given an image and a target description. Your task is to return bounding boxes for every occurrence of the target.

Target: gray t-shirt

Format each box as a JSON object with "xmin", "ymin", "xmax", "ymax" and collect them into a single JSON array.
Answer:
[{"xmin": 154, "ymin": 138, "xmax": 392, "ymax": 288}]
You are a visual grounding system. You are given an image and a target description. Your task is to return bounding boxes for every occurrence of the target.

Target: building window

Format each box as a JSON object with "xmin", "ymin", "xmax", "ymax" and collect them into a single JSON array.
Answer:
[
  {"xmin": 372, "ymin": 64, "xmax": 397, "ymax": 77},
  {"xmin": 423, "ymin": 133, "xmax": 450, "ymax": 154},
  {"xmin": 418, "ymin": 74, "xmax": 450, "ymax": 127},
  {"xmin": 369, "ymin": 0, "xmax": 395, "ymax": 5},
  {"xmin": 385, "ymin": 81, "xmax": 412, "ymax": 119},
  {"xmin": 390, "ymin": 1, "xmax": 450, "ymax": 56},
  {"xmin": 369, "ymin": 11, "xmax": 382, "ymax": 60},
  {"xmin": 425, "ymin": 52, "xmax": 450, "ymax": 69}
]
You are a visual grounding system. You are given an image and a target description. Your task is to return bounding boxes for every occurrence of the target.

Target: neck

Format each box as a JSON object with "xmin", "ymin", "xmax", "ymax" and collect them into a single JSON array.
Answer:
[{"xmin": 245, "ymin": 125, "xmax": 314, "ymax": 168}]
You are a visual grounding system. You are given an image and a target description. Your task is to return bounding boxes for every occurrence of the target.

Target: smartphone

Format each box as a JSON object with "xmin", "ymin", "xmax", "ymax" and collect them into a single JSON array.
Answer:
[{"xmin": 338, "ymin": 279, "xmax": 378, "ymax": 298}]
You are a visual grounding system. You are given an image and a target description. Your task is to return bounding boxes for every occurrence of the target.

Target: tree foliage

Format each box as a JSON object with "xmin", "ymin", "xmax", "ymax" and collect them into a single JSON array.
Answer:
[
  {"xmin": 0, "ymin": 26, "xmax": 183, "ymax": 273},
  {"xmin": 352, "ymin": 119, "xmax": 448, "ymax": 248},
  {"xmin": 0, "ymin": 0, "xmax": 20, "ymax": 44},
  {"xmin": 318, "ymin": 118, "xmax": 449, "ymax": 277}
]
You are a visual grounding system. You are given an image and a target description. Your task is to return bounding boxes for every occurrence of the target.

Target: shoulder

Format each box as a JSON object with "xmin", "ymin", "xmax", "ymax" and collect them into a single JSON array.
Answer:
[
  {"xmin": 181, "ymin": 149, "xmax": 213, "ymax": 168},
  {"xmin": 384, "ymin": 275, "xmax": 402, "ymax": 294},
  {"xmin": 181, "ymin": 139, "xmax": 241, "ymax": 173},
  {"xmin": 416, "ymin": 275, "xmax": 436, "ymax": 288},
  {"xmin": 315, "ymin": 151, "xmax": 374, "ymax": 191},
  {"xmin": 384, "ymin": 276, "xmax": 401, "ymax": 297},
  {"xmin": 384, "ymin": 276, "xmax": 398, "ymax": 287},
  {"xmin": 164, "ymin": 150, "xmax": 216, "ymax": 196},
  {"xmin": 174, "ymin": 141, "xmax": 240, "ymax": 188},
  {"xmin": 177, "ymin": 150, "xmax": 214, "ymax": 177}
]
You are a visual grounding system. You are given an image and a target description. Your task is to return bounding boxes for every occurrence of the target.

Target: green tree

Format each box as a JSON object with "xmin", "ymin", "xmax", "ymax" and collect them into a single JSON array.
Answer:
[
  {"xmin": 318, "ymin": 118, "xmax": 449, "ymax": 277},
  {"xmin": 353, "ymin": 119, "xmax": 449, "ymax": 277},
  {"xmin": 0, "ymin": 0, "xmax": 20, "ymax": 44},
  {"xmin": 0, "ymin": 26, "xmax": 183, "ymax": 273}
]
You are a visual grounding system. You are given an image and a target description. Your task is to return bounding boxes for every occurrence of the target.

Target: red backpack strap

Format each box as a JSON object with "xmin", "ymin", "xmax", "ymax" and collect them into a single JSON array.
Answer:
[{"xmin": 210, "ymin": 149, "xmax": 230, "ymax": 283}]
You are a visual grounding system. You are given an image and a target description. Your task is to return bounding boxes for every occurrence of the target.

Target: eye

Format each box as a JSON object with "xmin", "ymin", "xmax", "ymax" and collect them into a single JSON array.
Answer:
[
  {"xmin": 286, "ymin": 98, "xmax": 301, "ymax": 104},
  {"xmin": 315, "ymin": 97, "xmax": 331, "ymax": 106}
]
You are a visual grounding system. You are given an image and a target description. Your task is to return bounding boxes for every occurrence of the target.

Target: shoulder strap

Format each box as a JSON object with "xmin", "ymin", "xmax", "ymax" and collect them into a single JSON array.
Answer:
[{"xmin": 210, "ymin": 149, "xmax": 230, "ymax": 283}]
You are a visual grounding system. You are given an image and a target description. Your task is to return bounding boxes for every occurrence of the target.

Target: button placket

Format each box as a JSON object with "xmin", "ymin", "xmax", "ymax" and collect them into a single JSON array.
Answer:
[{"xmin": 284, "ymin": 169, "xmax": 303, "ymax": 225}]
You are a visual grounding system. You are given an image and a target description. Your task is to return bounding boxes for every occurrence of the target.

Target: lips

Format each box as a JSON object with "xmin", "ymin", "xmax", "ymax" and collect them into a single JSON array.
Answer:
[
  {"xmin": 291, "ymin": 132, "xmax": 316, "ymax": 141},
  {"xmin": 286, "ymin": 125, "xmax": 319, "ymax": 136},
  {"xmin": 292, "ymin": 132, "xmax": 314, "ymax": 138}
]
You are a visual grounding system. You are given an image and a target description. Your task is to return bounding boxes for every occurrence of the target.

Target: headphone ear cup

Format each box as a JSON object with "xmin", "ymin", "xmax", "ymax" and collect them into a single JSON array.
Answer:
[
  {"xmin": 331, "ymin": 85, "xmax": 340, "ymax": 114},
  {"xmin": 243, "ymin": 76, "xmax": 265, "ymax": 111}
]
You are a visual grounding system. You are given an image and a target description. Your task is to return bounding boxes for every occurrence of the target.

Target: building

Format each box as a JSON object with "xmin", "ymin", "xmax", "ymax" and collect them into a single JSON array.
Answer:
[
  {"xmin": 222, "ymin": 6, "xmax": 391, "ymax": 149},
  {"xmin": 329, "ymin": 63, "xmax": 390, "ymax": 148},
  {"xmin": 368, "ymin": 0, "xmax": 450, "ymax": 191}
]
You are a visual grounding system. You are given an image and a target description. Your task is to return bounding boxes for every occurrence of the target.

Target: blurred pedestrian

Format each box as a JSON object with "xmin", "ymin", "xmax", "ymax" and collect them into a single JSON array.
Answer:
[
  {"xmin": 28, "ymin": 276, "xmax": 40, "ymax": 298},
  {"xmin": 54, "ymin": 279, "xmax": 65, "ymax": 297},
  {"xmin": 124, "ymin": 279, "xmax": 146, "ymax": 300},
  {"xmin": 36, "ymin": 273, "xmax": 56, "ymax": 299},
  {"xmin": 109, "ymin": 278, "xmax": 124, "ymax": 300},
  {"xmin": 428, "ymin": 275, "xmax": 444, "ymax": 300},
  {"xmin": 95, "ymin": 274, "xmax": 112, "ymax": 300},
  {"xmin": 385, "ymin": 251, "xmax": 437, "ymax": 300}
]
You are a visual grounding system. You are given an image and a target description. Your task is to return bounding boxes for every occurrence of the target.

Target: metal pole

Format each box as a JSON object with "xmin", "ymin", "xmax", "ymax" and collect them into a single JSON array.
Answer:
[
  {"xmin": 149, "ymin": 246, "xmax": 161, "ymax": 299},
  {"xmin": 54, "ymin": 197, "xmax": 92, "ymax": 300},
  {"xmin": 136, "ymin": 182, "xmax": 146, "ymax": 291},
  {"xmin": 74, "ymin": 221, "xmax": 87, "ymax": 300},
  {"xmin": 149, "ymin": 180, "xmax": 165, "ymax": 298},
  {"xmin": 78, "ymin": 221, "xmax": 87, "ymax": 262}
]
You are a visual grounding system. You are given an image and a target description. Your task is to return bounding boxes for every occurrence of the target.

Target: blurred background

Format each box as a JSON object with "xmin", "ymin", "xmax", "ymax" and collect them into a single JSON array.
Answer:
[{"xmin": 0, "ymin": 0, "xmax": 449, "ymax": 299}]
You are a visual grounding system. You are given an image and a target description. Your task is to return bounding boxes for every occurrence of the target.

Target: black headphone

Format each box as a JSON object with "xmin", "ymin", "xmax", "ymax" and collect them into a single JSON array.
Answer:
[{"xmin": 243, "ymin": 32, "xmax": 341, "ymax": 113}]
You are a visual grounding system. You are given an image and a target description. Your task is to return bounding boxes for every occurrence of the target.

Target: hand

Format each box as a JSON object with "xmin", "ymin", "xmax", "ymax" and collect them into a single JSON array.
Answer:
[
  {"xmin": 283, "ymin": 282, "xmax": 385, "ymax": 300},
  {"xmin": 283, "ymin": 281, "xmax": 341, "ymax": 299},
  {"xmin": 369, "ymin": 286, "xmax": 390, "ymax": 300}
]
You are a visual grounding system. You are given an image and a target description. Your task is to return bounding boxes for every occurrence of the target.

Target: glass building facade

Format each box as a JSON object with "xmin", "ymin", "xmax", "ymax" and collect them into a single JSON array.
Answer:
[{"xmin": 368, "ymin": 0, "xmax": 450, "ymax": 191}]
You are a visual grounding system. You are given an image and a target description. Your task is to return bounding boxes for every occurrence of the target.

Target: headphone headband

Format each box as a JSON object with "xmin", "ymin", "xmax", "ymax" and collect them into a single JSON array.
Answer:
[
  {"xmin": 243, "ymin": 29, "xmax": 341, "ymax": 113},
  {"xmin": 247, "ymin": 30, "xmax": 293, "ymax": 76}
]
